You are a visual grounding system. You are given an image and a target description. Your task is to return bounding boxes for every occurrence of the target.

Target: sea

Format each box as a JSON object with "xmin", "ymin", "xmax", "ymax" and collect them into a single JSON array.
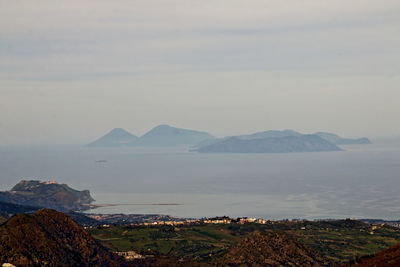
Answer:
[{"xmin": 1, "ymin": 141, "xmax": 399, "ymax": 220}]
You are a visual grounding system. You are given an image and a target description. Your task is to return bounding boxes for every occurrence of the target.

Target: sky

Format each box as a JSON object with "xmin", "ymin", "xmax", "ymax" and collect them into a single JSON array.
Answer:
[{"xmin": 0, "ymin": 0, "xmax": 399, "ymax": 145}]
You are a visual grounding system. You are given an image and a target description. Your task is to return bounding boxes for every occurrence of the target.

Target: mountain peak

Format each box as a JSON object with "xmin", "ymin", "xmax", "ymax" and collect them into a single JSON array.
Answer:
[
  {"xmin": 104, "ymin": 127, "xmax": 136, "ymax": 138},
  {"xmin": 109, "ymin": 127, "xmax": 132, "ymax": 133},
  {"xmin": 130, "ymin": 125, "xmax": 215, "ymax": 146},
  {"xmin": 154, "ymin": 124, "xmax": 171, "ymax": 128},
  {"xmin": 145, "ymin": 124, "xmax": 177, "ymax": 135},
  {"xmin": 87, "ymin": 128, "xmax": 138, "ymax": 147}
]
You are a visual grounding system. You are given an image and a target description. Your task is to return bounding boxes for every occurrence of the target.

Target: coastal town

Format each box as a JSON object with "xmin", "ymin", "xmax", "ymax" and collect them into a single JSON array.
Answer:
[
  {"xmin": 86, "ymin": 212, "xmax": 400, "ymax": 229},
  {"xmin": 85, "ymin": 214, "xmax": 270, "ymax": 228}
]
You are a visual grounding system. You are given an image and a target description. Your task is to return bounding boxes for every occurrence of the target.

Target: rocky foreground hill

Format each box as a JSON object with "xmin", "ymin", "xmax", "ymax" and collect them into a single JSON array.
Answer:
[
  {"xmin": 0, "ymin": 209, "xmax": 128, "ymax": 266},
  {"xmin": 0, "ymin": 180, "xmax": 94, "ymax": 211},
  {"xmin": 2, "ymin": 209, "xmax": 400, "ymax": 266},
  {"xmin": 343, "ymin": 243, "xmax": 400, "ymax": 267},
  {"xmin": 221, "ymin": 231, "xmax": 328, "ymax": 266}
]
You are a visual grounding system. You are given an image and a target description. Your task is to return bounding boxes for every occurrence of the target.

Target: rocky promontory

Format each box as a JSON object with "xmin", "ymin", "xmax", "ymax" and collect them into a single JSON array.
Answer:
[{"xmin": 0, "ymin": 180, "xmax": 94, "ymax": 211}]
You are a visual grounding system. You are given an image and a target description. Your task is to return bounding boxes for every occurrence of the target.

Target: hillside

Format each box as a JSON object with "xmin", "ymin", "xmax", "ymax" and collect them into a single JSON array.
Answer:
[
  {"xmin": 87, "ymin": 128, "xmax": 138, "ymax": 147},
  {"xmin": 0, "ymin": 201, "xmax": 40, "ymax": 218},
  {"xmin": 344, "ymin": 243, "xmax": 400, "ymax": 267},
  {"xmin": 0, "ymin": 201, "xmax": 99, "ymax": 226},
  {"xmin": 90, "ymin": 218, "xmax": 400, "ymax": 265},
  {"xmin": 222, "ymin": 231, "xmax": 327, "ymax": 266},
  {"xmin": 195, "ymin": 134, "xmax": 342, "ymax": 153},
  {"xmin": 0, "ymin": 209, "xmax": 127, "ymax": 266},
  {"xmin": 0, "ymin": 180, "xmax": 94, "ymax": 211}
]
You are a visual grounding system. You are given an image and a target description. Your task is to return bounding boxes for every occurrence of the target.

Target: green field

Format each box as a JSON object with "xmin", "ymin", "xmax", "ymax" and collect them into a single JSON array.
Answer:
[{"xmin": 89, "ymin": 219, "xmax": 400, "ymax": 264}]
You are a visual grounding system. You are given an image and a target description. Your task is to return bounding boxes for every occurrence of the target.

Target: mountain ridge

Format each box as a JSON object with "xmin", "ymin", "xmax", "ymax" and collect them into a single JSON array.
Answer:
[
  {"xmin": 87, "ymin": 126, "xmax": 372, "ymax": 149},
  {"xmin": 195, "ymin": 134, "xmax": 342, "ymax": 153},
  {"xmin": 129, "ymin": 124, "xmax": 215, "ymax": 147}
]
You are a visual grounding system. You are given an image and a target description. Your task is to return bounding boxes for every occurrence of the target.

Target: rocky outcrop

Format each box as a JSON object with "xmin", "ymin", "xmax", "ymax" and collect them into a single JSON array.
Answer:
[{"xmin": 0, "ymin": 180, "xmax": 94, "ymax": 211}]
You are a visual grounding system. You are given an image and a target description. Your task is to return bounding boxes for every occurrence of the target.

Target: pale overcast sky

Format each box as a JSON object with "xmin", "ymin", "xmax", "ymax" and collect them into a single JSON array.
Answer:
[{"xmin": 0, "ymin": 0, "xmax": 399, "ymax": 144}]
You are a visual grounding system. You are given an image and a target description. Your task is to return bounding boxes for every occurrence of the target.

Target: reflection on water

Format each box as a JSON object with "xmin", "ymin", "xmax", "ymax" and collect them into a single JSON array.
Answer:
[{"xmin": 0, "ymin": 142, "xmax": 399, "ymax": 219}]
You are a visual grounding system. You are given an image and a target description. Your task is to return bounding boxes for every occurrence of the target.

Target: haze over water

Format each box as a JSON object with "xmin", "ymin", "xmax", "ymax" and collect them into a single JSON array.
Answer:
[{"xmin": 1, "ymin": 141, "xmax": 399, "ymax": 220}]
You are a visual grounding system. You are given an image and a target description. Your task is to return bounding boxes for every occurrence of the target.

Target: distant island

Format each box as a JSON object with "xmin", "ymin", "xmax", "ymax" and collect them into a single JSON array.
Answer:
[
  {"xmin": 87, "ymin": 124, "xmax": 215, "ymax": 147},
  {"xmin": 86, "ymin": 125, "xmax": 371, "ymax": 153},
  {"xmin": 233, "ymin": 129, "xmax": 371, "ymax": 145},
  {"xmin": 0, "ymin": 180, "xmax": 94, "ymax": 211},
  {"xmin": 87, "ymin": 128, "xmax": 138, "ymax": 147},
  {"xmin": 194, "ymin": 130, "xmax": 371, "ymax": 153},
  {"xmin": 194, "ymin": 134, "xmax": 342, "ymax": 153},
  {"xmin": 128, "ymin": 124, "xmax": 214, "ymax": 147}
]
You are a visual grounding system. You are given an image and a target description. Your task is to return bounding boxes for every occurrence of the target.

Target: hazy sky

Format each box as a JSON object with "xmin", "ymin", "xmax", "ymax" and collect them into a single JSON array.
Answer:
[{"xmin": 1, "ymin": 0, "xmax": 399, "ymax": 144}]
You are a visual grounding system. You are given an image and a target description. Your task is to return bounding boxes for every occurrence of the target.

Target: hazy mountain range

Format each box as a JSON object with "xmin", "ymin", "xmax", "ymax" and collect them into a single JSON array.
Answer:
[
  {"xmin": 87, "ymin": 125, "xmax": 371, "ymax": 153},
  {"xmin": 88, "ymin": 124, "xmax": 213, "ymax": 147}
]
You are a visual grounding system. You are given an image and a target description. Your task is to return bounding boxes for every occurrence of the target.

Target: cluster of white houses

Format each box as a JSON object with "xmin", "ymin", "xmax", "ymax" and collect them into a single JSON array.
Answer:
[
  {"xmin": 115, "ymin": 251, "xmax": 144, "ymax": 260},
  {"xmin": 139, "ymin": 216, "xmax": 268, "ymax": 226}
]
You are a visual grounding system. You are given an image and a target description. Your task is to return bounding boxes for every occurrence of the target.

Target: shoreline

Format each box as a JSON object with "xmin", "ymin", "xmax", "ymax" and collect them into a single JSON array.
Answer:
[{"xmin": 88, "ymin": 203, "xmax": 182, "ymax": 210}]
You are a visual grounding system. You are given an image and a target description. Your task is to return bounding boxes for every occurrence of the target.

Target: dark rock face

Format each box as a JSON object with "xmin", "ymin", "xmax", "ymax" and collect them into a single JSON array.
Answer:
[
  {"xmin": 344, "ymin": 243, "xmax": 400, "ymax": 267},
  {"xmin": 0, "ymin": 209, "xmax": 127, "ymax": 267},
  {"xmin": 222, "ymin": 231, "xmax": 327, "ymax": 267},
  {"xmin": 87, "ymin": 128, "xmax": 138, "ymax": 147},
  {"xmin": 0, "ymin": 180, "xmax": 94, "ymax": 211},
  {"xmin": 196, "ymin": 135, "xmax": 342, "ymax": 153}
]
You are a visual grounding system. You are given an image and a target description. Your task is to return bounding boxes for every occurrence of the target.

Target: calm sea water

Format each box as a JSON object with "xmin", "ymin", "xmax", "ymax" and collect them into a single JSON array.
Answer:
[{"xmin": 0, "ymin": 141, "xmax": 399, "ymax": 220}]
